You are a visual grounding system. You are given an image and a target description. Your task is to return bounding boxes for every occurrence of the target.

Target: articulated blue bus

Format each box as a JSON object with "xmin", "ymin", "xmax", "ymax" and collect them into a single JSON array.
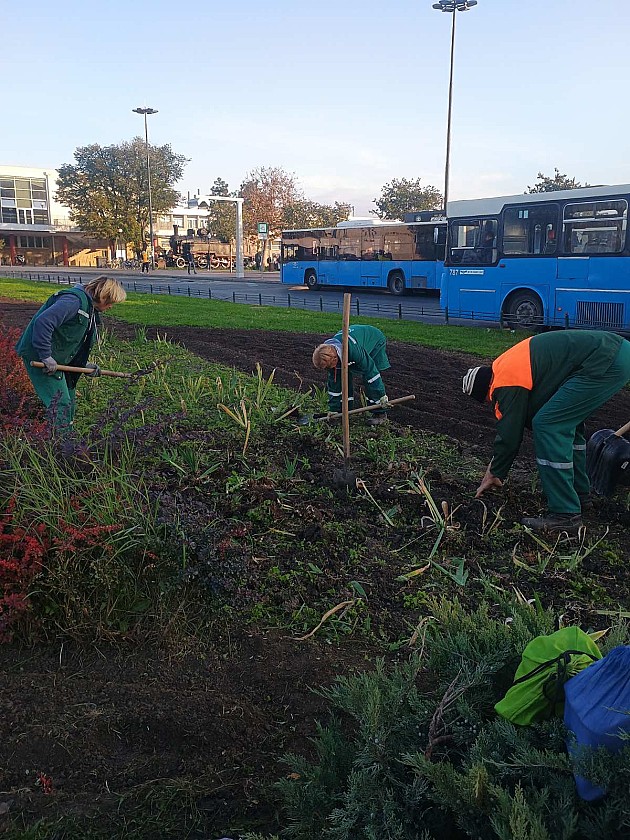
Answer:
[
  {"xmin": 441, "ymin": 184, "xmax": 630, "ymax": 329},
  {"xmin": 281, "ymin": 213, "xmax": 447, "ymax": 295}
]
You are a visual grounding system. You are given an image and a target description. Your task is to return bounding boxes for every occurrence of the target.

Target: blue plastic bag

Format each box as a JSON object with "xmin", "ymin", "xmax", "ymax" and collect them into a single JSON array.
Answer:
[{"xmin": 564, "ymin": 645, "xmax": 630, "ymax": 801}]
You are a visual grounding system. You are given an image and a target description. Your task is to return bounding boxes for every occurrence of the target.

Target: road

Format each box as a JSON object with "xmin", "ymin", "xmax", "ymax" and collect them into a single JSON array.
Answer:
[{"xmin": 0, "ymin": 265, "xmax": 492, "ymax": 327}]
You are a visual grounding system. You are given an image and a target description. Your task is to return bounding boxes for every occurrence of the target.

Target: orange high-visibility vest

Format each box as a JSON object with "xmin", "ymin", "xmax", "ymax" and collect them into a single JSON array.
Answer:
[{"xmin": 489, "ymin": 337, "xmax": 533, "ymax": 419}]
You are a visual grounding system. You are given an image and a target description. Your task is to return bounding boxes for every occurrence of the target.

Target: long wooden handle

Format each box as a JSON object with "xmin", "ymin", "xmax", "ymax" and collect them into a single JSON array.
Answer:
[
  {"xmin": 341, "ymin": 293, "xmax": 352, "ymax": 463},
  {"xmin": 614, "ymin": 419, "xmax": 630, "ymax": 437},
  {"xmin": 30, "ymin": 361, "xmax": 132, "ymax": 379},
  {"xmin": 326, "ymin": 394, "xmax": 416, "ymax": 420}
]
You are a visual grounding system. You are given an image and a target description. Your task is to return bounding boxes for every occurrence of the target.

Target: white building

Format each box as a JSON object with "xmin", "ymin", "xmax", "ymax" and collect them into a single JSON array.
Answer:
[{"xmin": 0, "ymin": 165, "xmax": 109, "ymax": 267}]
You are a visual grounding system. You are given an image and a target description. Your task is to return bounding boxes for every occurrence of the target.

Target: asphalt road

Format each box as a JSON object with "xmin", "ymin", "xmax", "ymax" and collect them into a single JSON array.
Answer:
[{"xmin": 0, "ymin": 266, "xmax": 485, "ymax": 326}]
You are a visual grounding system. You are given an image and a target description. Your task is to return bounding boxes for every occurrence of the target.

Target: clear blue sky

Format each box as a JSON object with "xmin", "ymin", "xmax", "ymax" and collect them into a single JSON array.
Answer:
[{"xmin": 7, "ymin": 0, "xmax": 630, "ymax": 214}]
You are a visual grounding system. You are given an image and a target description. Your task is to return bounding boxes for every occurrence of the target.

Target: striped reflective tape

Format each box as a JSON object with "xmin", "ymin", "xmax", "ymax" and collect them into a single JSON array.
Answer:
[{"xmin": 536, "ymin": 458, "xmax": 573, "ymax": 470}]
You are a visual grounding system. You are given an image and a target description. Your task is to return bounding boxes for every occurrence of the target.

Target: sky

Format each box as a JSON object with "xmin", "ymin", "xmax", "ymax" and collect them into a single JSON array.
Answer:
[{"xmin": 6, "ymin": 1, "xmax": 630, "ymax": 215}]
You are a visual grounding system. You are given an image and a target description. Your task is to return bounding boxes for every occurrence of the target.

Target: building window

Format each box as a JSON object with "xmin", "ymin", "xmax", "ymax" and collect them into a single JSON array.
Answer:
[
  {"xmin": 0, "ymin": 175, "xmax": 49, "ymax": 224},
  {"xmin": 1, "ymin": 207, "xmax": 17, "ymax": 223},
  {"xmin": 18, "ymin": 235, "xmax": 50, "ymax": 248}
]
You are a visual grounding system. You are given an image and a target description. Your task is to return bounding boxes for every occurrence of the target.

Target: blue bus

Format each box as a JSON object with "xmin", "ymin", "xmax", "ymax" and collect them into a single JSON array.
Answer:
[
  {"xmin": 441, "ymin": 184, "xmax": 630, "ymax": 329},
  {"xmin": 281, "ymin": 213, "xmax": 447, "ymax": 295}
]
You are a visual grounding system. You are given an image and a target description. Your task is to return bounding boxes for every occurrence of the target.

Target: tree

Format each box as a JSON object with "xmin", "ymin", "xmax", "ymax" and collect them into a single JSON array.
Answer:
[
  {"xmin": 205, "ymin": 177, "xmax": 236, "ymax": 244},
  {"xmin": 55, "ymin": 139, "xmax": 187, "ymax": 248},
  {"xmin": 526, "ymin": 168, "xmax": 589, "ymax": 193},
  {"xmin": 239, "ymin": 166, "xmax": 303, "ymax": 264},
  {"xmin": 283, "ymin": 199, "xmax": 352, "ymax": 230},
  {"xmin": 373, "ymin": 178, "xmax": 443, "ymax": 220}
]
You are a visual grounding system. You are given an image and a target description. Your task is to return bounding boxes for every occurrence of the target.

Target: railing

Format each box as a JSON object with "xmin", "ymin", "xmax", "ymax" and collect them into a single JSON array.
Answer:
[{"xmin": 4, "ymin": 269, "xmax": 625, "ymax": 331}]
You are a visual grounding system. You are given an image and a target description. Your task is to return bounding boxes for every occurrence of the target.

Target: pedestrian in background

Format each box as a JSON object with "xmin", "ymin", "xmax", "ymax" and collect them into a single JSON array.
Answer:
[
  {"xmin": 463, "ymin": 330, "xmax": 630, "ymax": 534},
  {"xmin": 182, "ymin": 242, "xmax": 196, "ymax": 275},
  {"xmin": 16, "ymin": 276, "xmax": 127, "ymax": 430},
  {"xmin": 312, "ymin": 324, "xmax": 391, "ymax": 425},
  {"xmin": 141, "ymin": 245, "xmax": 150, "ymax": 273}
]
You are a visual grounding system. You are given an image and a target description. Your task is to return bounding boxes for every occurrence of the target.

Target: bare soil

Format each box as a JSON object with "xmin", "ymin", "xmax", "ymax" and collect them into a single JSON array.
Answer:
[{"xmin": 3, "ymin": 298, "xmax": 630, "ymax": 836}]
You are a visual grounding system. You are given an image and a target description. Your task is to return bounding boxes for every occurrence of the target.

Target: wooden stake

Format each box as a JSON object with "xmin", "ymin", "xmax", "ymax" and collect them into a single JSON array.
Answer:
[{"xmin": 341, "ymin": 293, "xmax": 352, "ymax": 468}]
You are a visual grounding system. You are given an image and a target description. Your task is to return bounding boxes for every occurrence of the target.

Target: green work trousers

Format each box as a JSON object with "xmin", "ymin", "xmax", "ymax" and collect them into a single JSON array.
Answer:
[
  {"xmin": 531, "ymin": 339, "xmax": 630, "ymax": 513},
  {"xmin": 25, "ymin": 363, "xmax": 76, "ymax": 430}
]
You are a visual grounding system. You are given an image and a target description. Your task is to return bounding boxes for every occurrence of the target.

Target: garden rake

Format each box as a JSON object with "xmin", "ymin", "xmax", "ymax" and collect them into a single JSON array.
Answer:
[
  {"xmin": 30, "ymin": 360, "xmax": 161, "ymax": 380},
  {"xmin": 296, "ymin": 395, "xmax": 416, "ymax": 425}
]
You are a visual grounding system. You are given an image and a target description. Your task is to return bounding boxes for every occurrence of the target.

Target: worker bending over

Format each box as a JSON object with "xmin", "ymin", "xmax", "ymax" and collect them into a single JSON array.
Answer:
[
  {"xmin": 312, "ymin": 325, "xmax": 390, "ymax": 425},
  {"xmin": 463, "ymin": 330, "xmax": 630, "ymax": 534},
  {"xmin": 16, "ymin": 276, "xmax": 127, "ymax": 430}
]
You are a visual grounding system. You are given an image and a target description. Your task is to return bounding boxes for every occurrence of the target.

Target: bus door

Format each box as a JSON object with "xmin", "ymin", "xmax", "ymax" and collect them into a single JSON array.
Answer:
[
  {"xmin": 360, "ymin": 228, "xmax": 385, "ymax": 288},
  {"xmin": 555, "ymin": 198, "xmax": 629, "ymax": 328},
  {"xmin": 446, "ymin": 218, "xmax": 499, "ymax": 317},
  {"xmin": 317, "ymin": 230, "xmax": 339, "ymax": 285},
  {"xmin": 336, "ymin": 229, "xmax": 361, "ymax": 287},
  {"xmin": 410, "ymin": 224, "xmax": 445, "ymax": 290}
]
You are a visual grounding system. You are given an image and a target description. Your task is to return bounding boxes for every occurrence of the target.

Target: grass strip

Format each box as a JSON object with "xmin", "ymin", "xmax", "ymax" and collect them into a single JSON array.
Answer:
[{"xmin": 0, "ymin": 277, "xmax": 523, "ymax": 357}]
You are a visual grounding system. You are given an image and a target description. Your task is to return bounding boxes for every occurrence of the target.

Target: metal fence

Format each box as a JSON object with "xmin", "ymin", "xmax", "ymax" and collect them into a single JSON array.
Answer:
[{"xmin": 0, "ymin": 269, "xmax": 507, "ymax": 327}]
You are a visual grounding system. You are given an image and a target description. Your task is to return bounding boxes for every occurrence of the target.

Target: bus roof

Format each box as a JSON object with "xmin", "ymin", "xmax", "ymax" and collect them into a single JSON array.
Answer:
[
  {"xmin": 446, "ymin": 184, "xmax": 630, "ymax": 218},
  {"xmin": 281, "ymin": 219, "xmax": 441, "ymax": 234}
]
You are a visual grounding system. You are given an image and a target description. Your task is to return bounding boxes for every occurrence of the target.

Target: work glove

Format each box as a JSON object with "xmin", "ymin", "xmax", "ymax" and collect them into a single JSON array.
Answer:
[
  {"xmin": 378, "ymin": 395, "xmax": 389, "ymax": 406},
  {"xmin": 86, "ymin": 363, "xmax": 101, "ymax": 377},
  {"xmin": 42, "ymin": 356, "xmax": 58, "ymax": 374}
]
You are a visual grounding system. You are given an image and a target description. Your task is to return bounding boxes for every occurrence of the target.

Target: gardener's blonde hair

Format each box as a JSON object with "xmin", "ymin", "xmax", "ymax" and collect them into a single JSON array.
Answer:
[
  {"xmin": 84, "ymin": 276, "xmax": 127, "ymax": 306},
  {"xmin": 312, "ymin": 344, "xmax": 338, "ymax": 370}
]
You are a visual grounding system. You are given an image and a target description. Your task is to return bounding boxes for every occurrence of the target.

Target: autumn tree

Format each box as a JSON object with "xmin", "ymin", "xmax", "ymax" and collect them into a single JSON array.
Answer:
[
  {"xmin": 56, "ymin": 139, "xmax": 187, "ymax": 249},
  {"xmin": 239, "ymin": 166, "xmax": 303, "ymax": 264},
  {"xmin": 526, "ymin": 168, "xmax": 589, "ymax": 193},
  {"xmin": 373, "ymin": 177, "xmax": 443, "ymax": 220}
]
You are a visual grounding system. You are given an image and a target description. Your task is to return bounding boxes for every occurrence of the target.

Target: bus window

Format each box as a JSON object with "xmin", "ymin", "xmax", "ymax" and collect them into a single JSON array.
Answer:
[
  {"xmin": 282, "ymin": 244, "xmax": 298, "ymax": 262},
  {"xmin": 413, "ymin": 225, "xmax": 436, "ymax": 260},
  {"xmin": 449, "ymin": 219, "xmax": 497, "ymax": 265},
  {"xmin": 319, "ymin": 229, "xmax": 338, "ymax": 260},
  {"xmin": 361, "ymin": 228, "xmax": 384, "ymax": 260},
  {"xmin": 562, "ymin": 200, "xmax": 627, "ymax": 255},
  {"xmin": 384, "ymin": 226, "xmax": 414, "ymax": 260},
  {"xmin": 503, "ymin": 205, "xmax": 558, "ymax": 255},
  {"xmin": 338, "ymin": 230, "xmax": 360, "ymax": 261}
]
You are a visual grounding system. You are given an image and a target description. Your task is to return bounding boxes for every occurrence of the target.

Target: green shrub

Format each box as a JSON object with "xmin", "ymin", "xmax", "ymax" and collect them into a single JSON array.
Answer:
[{"xmin": 275, "ymin": 597, "xmax": 630, "ymax": 839}]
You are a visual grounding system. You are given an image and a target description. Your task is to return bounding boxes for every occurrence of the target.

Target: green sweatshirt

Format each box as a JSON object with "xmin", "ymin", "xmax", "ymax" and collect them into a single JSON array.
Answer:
[
  {"xmin": 325, "ymin": 325, "xmax": 390, "ymax": 413},
  {"xmin": 491, "ymin": 330, "xmax": 623, "ymax": 479}
]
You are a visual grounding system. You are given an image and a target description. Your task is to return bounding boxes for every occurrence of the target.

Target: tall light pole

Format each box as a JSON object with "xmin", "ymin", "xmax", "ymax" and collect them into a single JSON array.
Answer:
[
  {"xmin": 432, "ymin": 0, "xmax": 477, "ymax": 212},
  {"xmin": 132, "ymin": 106, "xmax": 158, "ymax": 269}
]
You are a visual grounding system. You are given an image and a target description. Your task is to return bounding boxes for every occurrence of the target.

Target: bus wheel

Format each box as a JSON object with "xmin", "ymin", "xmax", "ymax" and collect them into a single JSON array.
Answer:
[
  {"xmin": 503, "ymin": 291, "xmax": 543, "ymax": 329},
  {"xmin": 387, "ymin": 272, "xmax": 405, "ymax": 295},
  {"xmin": 304, "ymin": 270, "xmax": 319, "ymax": 291}
]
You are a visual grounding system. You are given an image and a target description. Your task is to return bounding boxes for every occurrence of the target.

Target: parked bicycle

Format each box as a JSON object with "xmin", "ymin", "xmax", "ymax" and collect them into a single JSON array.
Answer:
[{"xmin": 123, "ymin": 258, "xmax": 140, "ymax": 270}]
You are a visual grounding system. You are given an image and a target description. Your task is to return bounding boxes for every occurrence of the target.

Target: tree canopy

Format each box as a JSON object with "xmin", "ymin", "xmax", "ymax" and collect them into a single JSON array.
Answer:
[
  {"xmin": 372, "ymin": 177, "xmax": 443, "ymax": 220},
  {"xmin": 239, "ymin": 166, "xmax": 303, "ymax": 239},
  {"xmin": 283, "ymin": 199, "xmax": 352, "ymax": 230},
  {"xmin": 203, "ymin": 177, "xmax": 236, "ymax": 243},
  {"xmin": 55, "ymin": 139, "xmax": 187, "ymax": 246},
  {"xmin": 526, "ymin": 168, "xmax": 589, "ymax": 193}
]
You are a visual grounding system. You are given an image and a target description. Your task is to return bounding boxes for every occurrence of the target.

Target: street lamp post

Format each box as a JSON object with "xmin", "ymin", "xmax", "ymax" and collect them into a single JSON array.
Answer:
[
  {"xmin": 432, "ymin": 0, "xmax": 477, "ymax": 212},
  {"xmin": 118, "ymin": 228, "xmax": 124, "ymax": 263},
  {"xmin": 132, "ymin": 106, "xmax": 158, "ymax": 269}
]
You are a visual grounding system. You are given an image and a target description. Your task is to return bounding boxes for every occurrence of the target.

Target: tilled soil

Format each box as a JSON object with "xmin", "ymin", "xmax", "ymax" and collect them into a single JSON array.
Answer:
[
  {"xmin": 3, "ymin": 298, "xmax": 630, "ymax": 835},
  {"xmin": 4, "ymin": 298, "xmax": 630, "ymax": 450}
]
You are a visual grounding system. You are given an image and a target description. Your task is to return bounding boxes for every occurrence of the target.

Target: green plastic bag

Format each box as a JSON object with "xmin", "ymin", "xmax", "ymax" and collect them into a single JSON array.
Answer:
[{"xmin": 495, "ymin": 627, "xmax": 601, "ymax": 726}]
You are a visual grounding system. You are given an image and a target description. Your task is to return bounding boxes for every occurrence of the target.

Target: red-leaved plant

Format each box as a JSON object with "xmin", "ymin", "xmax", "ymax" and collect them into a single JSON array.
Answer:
[
  {"xmin": 0, "ymin": 326, "xmax": 48, "ymax": 436},
  {"xmin": 0, "ymin": 499, "xmax": 48, "ymax": 641}
]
